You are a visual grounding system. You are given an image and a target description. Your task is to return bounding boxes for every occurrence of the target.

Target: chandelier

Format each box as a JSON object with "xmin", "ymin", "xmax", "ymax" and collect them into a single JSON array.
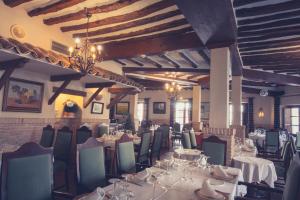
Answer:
[
  {"xmin": 68, "ymin": 8, "xmax": 103, "ymax": 74},
  {"xmin": 165, "ymin": 81, "xmax": 182, "ymax": 100}
]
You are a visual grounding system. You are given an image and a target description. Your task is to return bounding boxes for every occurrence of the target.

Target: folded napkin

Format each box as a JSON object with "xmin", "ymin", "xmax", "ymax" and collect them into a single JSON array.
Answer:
[
  {"xmin": 80, "ymin": 187, "xmax": 105, "ymax": 200},
  {"xmin": 135, "ymin": 169, "xmax": 151, "ymax": 181},
  {"xmin": 242, "ymin": 145, "xmax": 255, "ymax": 152},
  {"xmin": 198, "ymin": 179, "xmax": 223, "ymax": 199},
  {"xmin": 213, "ymin": 165, "xmax": 231, "ymax": 180}
]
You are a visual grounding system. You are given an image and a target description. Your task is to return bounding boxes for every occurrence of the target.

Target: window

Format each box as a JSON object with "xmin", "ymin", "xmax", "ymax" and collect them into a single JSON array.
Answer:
[
  {"xmin": 229, "ymin": 104, "xmax": 244, "ymax": 125},
  {"xmin": 175, "ymin": 101, "xmax": 191, "ymax": 129},
  {"xmin": 137, "ymin": 102, "xmax": 144, "ymax": 123},
  {"xmin": 291, "ymin": 107, "xmax": 299, "ymax": 134}
]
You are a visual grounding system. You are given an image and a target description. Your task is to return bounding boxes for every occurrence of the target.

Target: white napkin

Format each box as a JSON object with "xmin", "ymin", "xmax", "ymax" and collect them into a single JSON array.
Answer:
[
  {"xmin": 198, "ymin": 179, "xmax": 223, "ymax": 199},
  {"xmin": 80, "ymin": 187, "xmax": 105, "ymax": 200},
  {"xmin": 242, "ymin": 145, "xmax": 255, "ymax": 152},
  {"xmin": 213, "ymin": 165, "xmax": 231, "ymax": 179},
  {"xmin": 135, "ymin": 169, "xmax": 151, "ymax": 181}
]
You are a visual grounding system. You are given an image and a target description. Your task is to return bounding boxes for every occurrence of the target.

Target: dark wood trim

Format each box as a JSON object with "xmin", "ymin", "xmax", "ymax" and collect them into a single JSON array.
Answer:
[
  {"xmin": 108, "ymin": 88, "xmax": 137, "ymax": 94},
  {"xmin": 73, "ymin": 10, "xmax": 181, "ymax": 38},
  {"xmin": 113, "ymin": 59, "xmax": 126, "ymax": 66},
  {"xmin": 198, "ymin": 50, "xmax": 210, "ymax": 64},
  {"xmin": 179, "ymin": 52, "xmax": 198, "ymax": 68},
  {"xmin": 85, "ymin": 82, "xmax": 115, "ymax": 88},
  {"xmin": 123, "ymin": 67, "xmax": 209, "ymax": 74},
  {"xmin": 127, "ymin": 58, "xmax": 144, "ymax": 67},
  {"xmin": 59, "ymin": 0, "xmax": 175, "ymax": 30},
  {"xmin": 241, "ymin": 87, "xmax": 284, "ymax": 96},
  {"xmin": 107, "ymin": 93, "xmax": 130, "ymax": 109},
  {"xmin": 84, "ymin": 87, "xmax": 104, "ymax": 108},
  {"xmin": 48, "ymin": 80, "xmax": 71, "ymax": 105},
  {"xmin": 0, "ymin": 68, "xmax": 17, "ymax": 91},
  {"xmin": 89, "ymin": 19, "xmax": 188, "ymax": 43},
  {"xmin": 159, "ymin": 54, "xmax": 180, "ymax": 68},
  {"xmin": 139, "ymin": 56, "xmax": 162, "ymax": 68},
  {"xmin": 28, "ymin": 0, "xmax": 86, "ymax": 16},
  {"xmin": 241, "ymin": 46, "xmax": 300, "ymax": 57},
  {"xmin": 50, "ymin": 73, "xmax": 84, "ymax": 82},
  {"xmin": 3, "ymin": 0, "xmax": 33, "ymax": 7},
  {"xmin": 52, "ymin": 86, "xmax": 87, "ymax": 97},
  {"xmin": 0, "ymin": 58, "xmax": 28, "ymax": 70},
  {"xmin": 233, "ymin": 0, "xmax": 267, "ymax": 7}
]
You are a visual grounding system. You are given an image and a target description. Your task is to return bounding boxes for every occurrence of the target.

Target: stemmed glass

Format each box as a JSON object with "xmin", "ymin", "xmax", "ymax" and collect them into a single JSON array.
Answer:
[
  {"xmin": 147, "ymin": 175, "xmax": 158, "ymax": 200},
  {"xmin": 109, "ymin": 178, "xmax": 121, "ymax": 200}
]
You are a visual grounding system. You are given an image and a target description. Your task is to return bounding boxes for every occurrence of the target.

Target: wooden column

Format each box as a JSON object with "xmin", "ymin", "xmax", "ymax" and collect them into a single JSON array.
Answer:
[
  {"xmin": 144, "ymin": 98, "xmax": 150, "ymax": 121},
  {"xmin": 170, "ymin": 97, "xmax": 175, "ymax": 126},
  {"xmin": 274, "ymin": 95, "xmax": 281, "ymax": 130},
  {"xmin": 232, "ymin": 76, "xmax": 242, "ymax": 126},
  {"xmin": 248, "ymin": 97, "xmax": 254, "ymax": 132},
  {"xmin": 192, "ymin": 85, "xmax": 202, "ymax": 131}
]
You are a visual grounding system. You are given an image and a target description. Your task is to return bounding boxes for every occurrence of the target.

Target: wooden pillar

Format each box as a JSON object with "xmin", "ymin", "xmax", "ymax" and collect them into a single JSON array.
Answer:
[
  {"xmin": 170, "ymin": 97, "xmax": 175, "ymax": 126},
  {"xmin": 232, "ymin": 76, "xmax": 242, "ymax": 126},
  {"xmin": 274, "ymin": 95, "xmax": 281, "ymax": 130},
  {"xmin": 248, "ymin": 97, "xmax": 254, "ymax": 132},
  {"xmin": 129, "ymin": 94, "xmax": 138, "ymax": 131},
  {"xmin": 192, "ymin": 85, "xmax": 202, "ymax": 131},
  {"xmin": 144, "ymin": 98, "xmax": 150, "ymax": 121}
]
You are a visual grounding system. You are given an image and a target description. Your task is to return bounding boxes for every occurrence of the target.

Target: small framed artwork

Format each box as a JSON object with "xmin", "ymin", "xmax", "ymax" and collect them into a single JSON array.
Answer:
[
  {"xmin": 153, "ymin": 102, "xmax": 166, "ymax": 114},
  {"xmin": 2, "ymin": 78, "xmax": 44, "ymax": 113},
  {"xmin": 116, "ymin": 102, "xmax": 130, "ymax": 115},
  {"xmin": 91, "ymin": 102, "xmax": 104, "ymax": 114}
]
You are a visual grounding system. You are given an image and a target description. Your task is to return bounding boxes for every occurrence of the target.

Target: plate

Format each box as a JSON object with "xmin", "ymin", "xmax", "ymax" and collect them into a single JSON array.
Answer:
[{"xmin": 194, "ymin": 189, "xmax": 225, "ymax": 200}]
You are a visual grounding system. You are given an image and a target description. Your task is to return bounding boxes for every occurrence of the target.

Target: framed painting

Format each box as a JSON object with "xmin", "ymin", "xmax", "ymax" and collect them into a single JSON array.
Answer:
[
  {"xmin": 2, "ymin": 78, "xmax": 44, "ymax": 113},
  {"xmin": 91, "ymin": 102, "xmax": 104, "ymax": 114},
  {"xmin": 116, "ymin": 102, "xmax": 130, "ymax": 115},
  {"xmin": 201, "ymin": 102, "xmax": 210, "ymax": 120},
  {"xmin": 153, "ymin": 102, "xmax": 166, "ymax": 114}
]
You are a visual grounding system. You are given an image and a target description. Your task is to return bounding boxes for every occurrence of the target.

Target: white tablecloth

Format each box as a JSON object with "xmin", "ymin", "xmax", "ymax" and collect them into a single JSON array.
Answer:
[
  {"xmin": 96, "ymin": 134, "xmax": 141, "ymax": 149},
  {"xmin": 248, "ymin": 133, "xmax": 286, "ymax": 148},
  {"xmin": 232, "ymin": 156, "xmax": 277, "ymax": 187},
  {"xmin": 78, "ymin": 161, "xmax": 244, "ymax": 200},
  {"xmin": 173, "ymin": 149, "xmax": 202, "ymax": 161}
]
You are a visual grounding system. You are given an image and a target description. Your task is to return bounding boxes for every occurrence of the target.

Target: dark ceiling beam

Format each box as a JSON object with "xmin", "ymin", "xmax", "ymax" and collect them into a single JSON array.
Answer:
[
  {"xmin": 187, "ymin": 74, "xmax": 201, "ymax": 80},
  {"xmin": 48, "ymin": 80, "xmax": 71, "ymax": 105},
  {"xmin": 84, "ymin": 87, "xmax": 104, "ymax": 108},
  {"xmin": 240, "ymin": 46, "xmax": 300, "ymax": 56},
  {"xmin": 108, "ymin": 88, "xmax": 137, "ymax": 94},
  {"xmin": 89, "ymin": 19, "xmax": 189, "ymax": 43},
  {"xmin": 3, "ymin": 0, "xmax": 32, "ymax": 7},
  {"xmin": 102, "ymin": 31, "xmax": 203, "ymax": 60},
  {"xmin": 242, "ymin": 52, "xmax": 300, "ymax": 64},
  {"xmin": 235, "ymin": 1, "xmax": 300, "ymax": 18},
  {"xmin": 175, "ymin": 0, "xmax": 236, "ymax": 47},
  {"xmin": 50, "ymin": 73, "xmax": 84, "ymax": 82},
  {"xmin": 44, "ymin": 0, "xmax": 142, "ymax": 25},
  {"xmin": 73, "ymin": 10, "xmax": 181, "ymax": 38},
  {"xmin": 238, "ymin": 25, "xmax": 300, "ymax": 38},
  {"xmin": 243, "ymin": 68, "xmax": 300, "ymax": 86},
  {"xmin": 242, "ymin": 80, "xmax": 278, "ymax": 87},
  {"xmin": 139, "ymin": 56, "xmax": 162, "ymax": 68},
  {"xmin": 59, "ymin": 0, "xmax": 174, "ymax": 30},
  {"xmin": 113, "ymin": 59, "xmax": 126, "ymax": 66},
  {"xmin": 85, "ymin": 82, "xmax": 115, "ymax": 88},
  {"xmin": 128, "ymin": 58, "xmax": 144, "ymax": 67},
  {"xmin": 197, "ymin": 50, "xmax": 210, "ymax": 64},
  {"xmin": 238, "ymin": 10, "xmax": 300, "ymax": 26},
  {"xmin": 179, "ymin": 52, "xmax": 198, "ymax": 68},
  {"xmin": 233, "ymin": 0, "xmax": 268, "ymax": 7},
  {"xmin": 28, "ymin": 0, "xmax": 86, "ymax": 17},
  {"xmin": 107, "ymin": 92, "xmax": 131, "ymax": 109},
  {"xmin": 250, "ymin": 65, "xmax": 300, "ymax": 71},
  {"xmin": 122, "ymin": 67, "xmax": 209, "ymax": 74},
  {"xmin": 241, "ymin": 87, "xmax": 284, "ymax": 96},
  {"xmin": 159, "ymin": 54, "xmax": 180, "ymax": 68},
  {"xmin": 273, "ymin": 69, "xmax": 300, "ymax": 73}
]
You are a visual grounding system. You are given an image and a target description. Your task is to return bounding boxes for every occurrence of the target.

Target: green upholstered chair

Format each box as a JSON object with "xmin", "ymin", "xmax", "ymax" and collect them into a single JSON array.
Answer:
[
  {"xmin": 182, "ymin": 131, "xmax": 192, "ymax": 149},
  {"xmin": 182, "ymin": 123, "xmax": 192, "ymax": 132},
  {"xmin": 136, "ymin": 132, "xmax": 151, "ymax": 166},
  {"xmin": 76, "ymin": 138, "xmax": 107, "ymax": 194},
  {"xmin": 150, "ymin": 130, "xmax": 163, "ymax": 165},
  {"xmin": 116, "ymin": 134, "xmax": 136, "ymax": 175},
  {"xmin": 76, "ymin": 126, "xmax": 92, "ymax": 144},
  {"xmin": 53, "ymin": 126, "xmax": 72, "ymax": 190},
  {"xmin": 171, "ymin": 122, "xmax": 182, "ymax": 146},
  {"xmin": 40, "ymin": 125, "xmax": 55, "ymax": 148},
  {"xmin": 159, "ymin": 124, "xmax": 170, "ymax": 149},
  {"xmin": 189, "ymin": 130, "xmax": 197, "ymax": 149},
  {"xmin": 296, "ymin": 132, "xmax": 300, "ymax": 150},
  {"xmin": 265, "ymin": 131, "xmax": 280, "ymax": 154},
  {"xmin": 96, "ymin": 125, "xmax": 109, "ymax": 138},
  {"xmin": 202, "ymin": 136, "xmax": 227, "ymax": 166}
]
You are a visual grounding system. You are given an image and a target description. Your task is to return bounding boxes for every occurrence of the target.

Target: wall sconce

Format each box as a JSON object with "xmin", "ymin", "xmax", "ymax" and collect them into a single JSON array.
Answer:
[{"xmin": 258, "ymin": 107, "xmax": 264, "ymax": 118}]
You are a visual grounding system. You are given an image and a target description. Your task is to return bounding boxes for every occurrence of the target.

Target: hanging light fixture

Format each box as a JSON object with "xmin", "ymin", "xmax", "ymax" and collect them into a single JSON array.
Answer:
[
  {"xmin": 68, "ymin": 7, "xmax": 103, "ymax": 74},
  {"xmin": 258, "ymin": 107, "xmax": 265, "ymax": 118},
  {"xmin": 164, "ymin": 80, "xmax": 182, "ymax": 100}
]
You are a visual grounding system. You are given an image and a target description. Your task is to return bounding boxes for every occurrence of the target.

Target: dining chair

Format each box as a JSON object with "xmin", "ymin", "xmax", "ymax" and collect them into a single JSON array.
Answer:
[
  {"xmin": 96, "ymin": 124, "xmax": 109, "ymax": 137},
  {"xmin": 171, "ymin": 122, "xmax": 182, "ymax": 146},
  {"xmin": 150, "ymin": 129, "xmax": 163, "ymax": 166},
  {"xmin": 235, "ymin": 152, "xmax": 300, "ymax": 200},
  {"xmin": 182, "ymin": 131, "xmax": 192, "ymax": 149},
  {"xmin": 182, "ymin": 123, "xmax": 192, "ymax": 132},
  {"xmin": 53, "ymin": 126, "xmax": 72, "ymax": 190},
  {"xmin": 39, "ymin": 125, "xmax": 55, "ymax": 148},
  {"xmin": 159, "ymin": 124, "xmax": 170, "ymax": 149},
  {"xmin": 265, "ymin": 131, "xmax": 280, "ymax": 154},
  {"xmin": 76, "ymin": 126, "xmax": 92, "ymax": 144},
  {"xmin": 202, "ymin": 135, "xmax": 227, "ymax": 165},
  {"xmin": 115, "ymin": 134, "xmax": 136, "ymax": 175},
  {"xmin": 76, "ymin": 137, "xmax": 107, "ymax": 194},
  {"xmin": 296, "ymin": 132, "xmax": 300, "ymax": 150},
  {"xmin": 136, "ymin": 132, "xmax": 151, "ymax": 167},
  {"xmin": 0, "ymin": 142, "xmax": 72, "ymax": 200},
  {"xmin": 189, "ymin": 129, "xmax": 197, "ymax": 149}
]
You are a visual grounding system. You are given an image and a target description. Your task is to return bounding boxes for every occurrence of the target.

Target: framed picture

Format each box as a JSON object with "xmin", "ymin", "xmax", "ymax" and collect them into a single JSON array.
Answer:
[
  {"xmin": 116, "ymin": 102, "xmax": 130, "ymax": 115},
  {"xmin": 91, "ymin": 102, "xmax": 104, "ymax": 114},
  {"xmin": 2, "ymin": 78, "xmax": 44, "ymax": 113},
  {"xmin": 201, "ymin": 102, "xmax": 210, "ymax": 120},
  {"xmin": 153, "ymin": 102, "xmax": 166, "ymax": 114}
]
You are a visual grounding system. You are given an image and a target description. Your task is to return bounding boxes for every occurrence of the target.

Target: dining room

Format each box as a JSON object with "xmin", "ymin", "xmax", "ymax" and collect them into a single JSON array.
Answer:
[{"xmin": 0, "ymin": 0, "xmax": 300, "ymax": 200}]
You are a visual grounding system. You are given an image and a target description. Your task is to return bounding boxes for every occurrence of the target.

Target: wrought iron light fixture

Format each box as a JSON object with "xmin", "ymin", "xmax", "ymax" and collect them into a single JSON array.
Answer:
[
  {"xmin": 165, "ymin": 81, "xmax": 182, "ymax": 100},
  {"xmin": 68, "ymin": 8, "xmax": 103, "ymax": 74},
  {"xmin": 258, "ymin": 107, "xmax": 265, "ymax": 118}
]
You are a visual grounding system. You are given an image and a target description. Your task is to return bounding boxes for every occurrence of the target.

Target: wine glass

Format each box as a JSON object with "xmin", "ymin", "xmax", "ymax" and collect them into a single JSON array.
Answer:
[
  {"xmin": 147, "ymin": 175, "xmax": 158, "ymax": 200},
  {"xmin": 109, "ymin": 178, "xmax": 121, "ymax": 199}
]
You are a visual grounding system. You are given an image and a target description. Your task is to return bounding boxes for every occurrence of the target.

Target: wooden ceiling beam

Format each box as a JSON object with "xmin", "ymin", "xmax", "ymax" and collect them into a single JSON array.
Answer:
[
  {"xmin": 197, "ymin": 50, "xmax": 210, "ymax": 64},
  {"xmin": 251, "ymin": 65, "xmax": 300, "ymax": 70},
  {"xmin": 187, "ymin": 74, "xmax": 201, "ymax": 80},
  {"xmin": 127, "ymin": 58, "xmax": 144, "ymax": 67},
  {"xmin": 242, "ymin": 53, "xmax": 300, "ymax": 64},
  {"xmin": 123, "ymin": 67, "xmax": 209, "ymax": 74},
  {"xmin": 3, "ymin": 0, "xmax": 32, "ymax": 7},
  {"xmin": 85, "ymin": 82, "xmax": 115, "ymax": 88},
  {"xmin": 106, "ymin": 92, "xmax": 130, "ymax": 109},
  {"xmin": 243, "ymin": 68, "xmax": 300, "ymax": 86},
  {"xmin": 44, "ymin": 0, "xmax": 142, "ymax": 25},
  {"xmin": 179, "ymin": 52, "xmax": 198, "ymax": 68},
  {"xmin": 139, "ymin": 56, "xmax": 162, "ymax": 68},
  {"xmin": 233, "ymin": 0, "xmax": 268, "ymax": 7},
  {"xmin": 50, "ymin": 73, "xmax": 84, "ymax": 82},
  {"xmin": 238, "ymin": 25, "xmax": 300, "ymax": 38},
  {"xmin": 241, "ymin": 87, "xmax": 284, "ymax": 96},
  {"xmin": 59, "ymin": 0, "xmax": 174, "ymax": 30},
  {"xmin": 83, "ymin": 87, "xmax": 104, "ymax": 108},
  {"xmin": 102, "ymin": 31, "xmax": 203, "ymax": 60},
  {"xmin": 28, "ymin": 0, "xmax": 86, "ymax": 17},
  {"xmin": 73, "ymin": 10, "xmax": 181, "ymax": 38},
  {"xmin": 240, "ymin": 46, "xmax": 300, "ymax": 56},
  {"xmin": 235, "ymin": 1, "xmax": 300, "ymax": 18},
  {"xmin": 48, "ymin": 80, "xmax": 71, "ymax": 105},
  {"xmin": 113, "ymin": 59, "xmax": 126, "ymax": 66},
  {"xmin": 159, "ymin": 54, "xmax": 180, "ymax": 68},
  {"xmin": 239, "ymin": 37, "xmax": 300, "ymax": 50},
  {"xmin": 242, "ymin": 80, "xmax": 277, "ymax": 87},
  {"xmin": 89, "ymin": 19, "xmax": 189, "ymax": 43},
  {"xmin": 108, "ymin": 88, "xmax": 137, "ymax": 94}
]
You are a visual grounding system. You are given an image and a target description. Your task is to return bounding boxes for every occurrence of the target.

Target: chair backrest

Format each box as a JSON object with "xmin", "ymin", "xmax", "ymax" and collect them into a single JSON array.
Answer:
[
  {"xmin": 173, "ymin": 122, "xmax": 181, "ymax": 132},
  {"xmin": 39, "ymin": 125, "xmax": 55, "ymax": 148},
  {"xmin": 265, "ymin": 131, "xmax": 280, "ymax": 153},
  {"xmin": 291, "ymin": 138, "xmax": 297, "ymax": 154},
  {"xmin": 151, "ymin": 130, "xmax": 163, "ymax": 158},
  {"xmin": 96, "ymin": 125, "xmax": 108, "ymax": 138},
  {"xmin": 189, "ymin": 130, "xmax": 197, "ymax": 148},
  {"xmin": 159, "ymin": 124, "xmax": 170, "ymax": 138},
  {"xmin": 1, "ymin": 142, "xmax": 53, "ymax": 200},
  {"xmin": 76, "ymin": 126, "xmax": 92, "ymax": 144},
  {"xmin": 77, "ymin": 138, "xmax": 106, "ymax": 193},
  {"xmin": 281, "ymin": 141, "xmax": 290, "ymax": 158},
  {"xmin": 182, "ymin": 123, "xmax": 192, "ymax": 132},
  {"xmin": 115, "ymin": 134, "xmax": 136, "ymax": 174},
  {"xmin": 283, "ymin": 153, "xmax": 300, "ymax": 200},
  {"xmin": 137, "ymin": 132, "xmax": 151, "ymax": 163},
  {"xmin": 182, "ymin": 131, "xmax": 192, "ymax": 149},
  {"xmin": 53, "ymin": 126, "xmax": 72, "ymax": 162},
  {"xmin": 296, "ymin": 132, "xmax": 300, "ymax": 149},
  {"xmin": 202, "ymin": 136, "xmax": 227, "ymax": 165}
]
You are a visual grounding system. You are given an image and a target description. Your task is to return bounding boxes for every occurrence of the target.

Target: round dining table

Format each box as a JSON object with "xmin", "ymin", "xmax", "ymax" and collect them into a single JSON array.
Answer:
[{"xmin": 173, "ymin": 148, "xmax": 202, "ymax": 161}]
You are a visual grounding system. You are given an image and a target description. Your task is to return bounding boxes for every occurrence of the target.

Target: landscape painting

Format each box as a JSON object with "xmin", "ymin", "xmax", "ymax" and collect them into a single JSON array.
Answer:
[
  {"xmin": 116, "ymin": 102, "xmax": 130, "ymax": 115},
  {"xmin": 2, "ymin": 78, "xmax": 44, "ymax": 113}
]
